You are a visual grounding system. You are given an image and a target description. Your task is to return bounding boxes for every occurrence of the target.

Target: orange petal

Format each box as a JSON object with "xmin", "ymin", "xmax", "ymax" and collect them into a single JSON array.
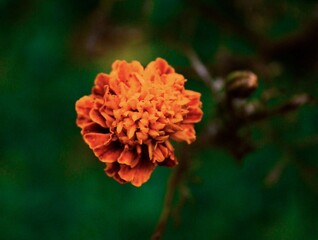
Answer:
[
  {"xmin": 83, "ymin": 133, "xmax": 112, "ymax": 149},
  {"xmin": 111, "ymin": 60, "xmax": 123, "ymax": 71},
  {"xmin": 157, "ymin": 142, "xmax": 177, "ymax": 167},
  {"xmin": 105, "ymin": 163, "xmax": 127, "ymax": 184},
  {"xmin": 165, "ymin": 140, "xmax": 174, "ymax": 152},
  {"xmin": 75, "ymin": 96, "xmax": 94, "ymax": 128},
  {"xmin": 131, "ymin": 111, "xmax": 141, "ymax": 121},
  {"xmin": 153, "ymin": 145, "xmax": 165, "ymax": 162},
  {"xmin": 183, "ymin": 107, "xmax": 203, "ymax": 124},
  {"xmin": 153, "ymin": 58, "xmax": 175, "ymax": 75},
  {"xmin": 108, "ymin": 77, "xmax": 121, "ymax": 95},
  {"xmin": 117, "ymin": 61, "xmax": 130, "ymax": 82},
  {"xmin": 165, "ymin": 73, "xmax": 185, "ymax": 88},
  {"xmin": 170, "ymin": 124, "xmax": 196, "ymax": 144},
  {"xmin": 139, "ymin": 117, "xmax": 149, "ymax": 127},
  {"xmin": 171, "ymin": 113, "xmax": 184, "ymax": 123},
  {"xmin": 94, "ymin": 142, "xmax": 122, "ymax": 163},
  {"xmin": 127, "ymin": 125, "xmax": 137, "ymax": 139},
  {"xmin": 105, "ymin": 162, "xmax": 119, "ymax": 177},
  {"xmin": 89, "ymin": 109, "xmax": 107, "ymax": 127},
  {"xmin": 123, "ymin": 117, "xmax": 134, "ymax": 128},
  {"xmin": 118, "ymin": 146, "xmax": 140, "ymax": 168},
  {"xmin": 158, "ymin": 144, "xmax": 169, "ymax": 158},
  {"xmin": 148, "ymin": 142, "xmax": 154, "ymax": 160},
  {"xmin": 100, "ymin": 112, "xmax": 115, "ymax": 127},
  {"xmin": 127, "ymin": 98, "xmax": 138, "ymax": 110},
  {"xmin": 116, "ymin": 121, "xmax": 123, "ymax": 134},
  {"xmin": 148, "ymin": 129, "xmax": 160, "ymax": 138},
  {"xmin": 154, "ymin": 135, "xmax": 169, "ymax": 142},
  {"xmin": 93, "ymin": 73, "xmax": 110, "ymax": 96},
  {"xmin": 130, "ymin": 61, "xmax": 144, "ymax": 73},
  {"xmin": 136, "ymin": 132, "xmax": 148, "ymax": 144},
  {"xmin": 158, "ymin": 154, "xmax": 178, "ymax": 167},
  {"xmin": 185, "ymin": 90, "xmax": 201, "ymax": 105},
  {"xmin": 103, "ymin": 93, "xmax": 119, "ymax": 110},
  {"xmin": 81, "ymin": 122, "xmax": 107, "ymax": 135},
  {"xmin": 164, "ymin": 123, "xmax": 183, "ymax": 133},
  {"xmin": 150, "ymin": 121, "xmax": 166, "ymax": 130},
  {"xmin": 118, "ymin": 165, "xmax": 135, "ymax": 182},
  {"xmin": 118, "ymin": 160, "xmax": 156, "ymax": 187},
  {"xmin": 131, "ymin": 161, "xmax": 156, "ymax": 187},
  {"xmin": 75, "ymin": 96, "xmax": 93, "ymax": 115}
]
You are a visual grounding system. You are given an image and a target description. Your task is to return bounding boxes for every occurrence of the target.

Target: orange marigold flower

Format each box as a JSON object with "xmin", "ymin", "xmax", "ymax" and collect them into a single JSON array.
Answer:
[{"xmin": 75, "ymin": 58, "xmax": 203, "ymax": 187}]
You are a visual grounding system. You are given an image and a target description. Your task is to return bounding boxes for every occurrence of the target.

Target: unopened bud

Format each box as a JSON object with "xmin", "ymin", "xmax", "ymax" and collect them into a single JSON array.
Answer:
[{"xmin": 225, "ymin": 71, "xmax": 258, "ymax": 98}]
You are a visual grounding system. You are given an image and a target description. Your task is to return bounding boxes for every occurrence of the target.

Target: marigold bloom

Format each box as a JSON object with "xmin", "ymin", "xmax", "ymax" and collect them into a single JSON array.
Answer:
[{"xmin": 75, "ymin": 58, "xmax": 203, "ymax": 187}]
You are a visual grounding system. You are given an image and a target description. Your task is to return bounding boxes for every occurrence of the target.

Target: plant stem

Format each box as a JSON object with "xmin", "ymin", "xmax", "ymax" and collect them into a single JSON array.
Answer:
[{"xmin": 151, "ymin": 148, "xmax": 190, "ymax": 240}]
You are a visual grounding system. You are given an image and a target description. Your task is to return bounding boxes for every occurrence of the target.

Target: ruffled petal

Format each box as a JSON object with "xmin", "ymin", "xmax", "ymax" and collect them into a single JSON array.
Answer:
[
  {"xmin": 81, "ymin": 122, "xmax": 108, "ymax": 135},
  {"xmin": 93, "ymin": 73, "xmax": 110, "ymax": 96},
  {"xmin": 94, "ymin": 143, "xmax": 123, "ymax": 163},
  {"xmin": 118, "ymin": 160, "xmax": 156, "ymax": 187},
  {"xmin": 89, "ymin": 109, "xmax": 107, "ymax": 127},
  {"xmin": 153, "ymin": 144, "xmax": 165, "ymax": 162},
  {"xmin": 157, "ymin": 142, "xmax": 178, "ymax": 167},
  {"xmin": 83, "ymin": 133, "xmax": 112, "ymax": 149},
  {"xmin": 183, "ymin": 107, "xmax": 203, "ymax": 124},
  {"xmin": 158, "ymin": 154, "xmax": 178, "ymax": 167},
  {"xmin": 183, "ymin": 90, "xmax": 203, "ymax": 123},
  {"xmin": 117, "ymin": 146, "xmax": 140, "ymax": 168},
  {"xmin": 185, "ymin": 90, "xmax": 202, "ymax": 107},
  {"xmin": 153, "ymin": 58, "xmax": 175, "ymax": 75},
  {"xmin": 75, "ymin": 96, "xmax": 94, "ymax": 128},
  {"xmin": 105, "ymin": 162, "xmax": 127, "ymax": 184},
  {"xmin": 170, "ymin": 124, "xmax": 196, "ymax": 144}
]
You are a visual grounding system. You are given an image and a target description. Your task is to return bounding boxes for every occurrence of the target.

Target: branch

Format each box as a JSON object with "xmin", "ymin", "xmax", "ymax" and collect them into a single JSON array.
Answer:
[
  {"xmin": 151, "ymin": 147, "xmax": 190, "ymax": 240},
  {"xmin": 264, "ymin": 157, "xmax": 290, "ymax": 187},
  {"xmin": 184, "ymin": 47, "xmax": 223, "ymax": 98}
]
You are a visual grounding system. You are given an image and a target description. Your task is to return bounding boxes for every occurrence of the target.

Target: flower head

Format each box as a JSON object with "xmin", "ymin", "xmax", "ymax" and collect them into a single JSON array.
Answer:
[{"xmin": 75, "ymin": 58, "xmax": 203, "ymax": 187}]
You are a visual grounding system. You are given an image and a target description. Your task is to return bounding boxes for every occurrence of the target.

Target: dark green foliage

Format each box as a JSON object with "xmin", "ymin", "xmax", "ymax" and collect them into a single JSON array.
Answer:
[{"xmin": 1, "ymin": 0, "xmax": 317, "ymax": 239}]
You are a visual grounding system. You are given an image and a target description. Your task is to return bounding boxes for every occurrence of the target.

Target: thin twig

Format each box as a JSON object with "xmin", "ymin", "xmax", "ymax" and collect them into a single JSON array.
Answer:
[
  {"xmin": 184, "ymin": 47, "xmax": 223, "ymax": 97},
  {"xmin": 171, "ymin": 183, "xmax": 192, "ymax": 225},
  {"xmin": 151, "ymin": 148, "xmax": 190, "ymax": 240},
  {"xmin": 151, "ymin": 170, "xmax": 179, "ymax": 240},
  {"xmin": 264, "ymin": 157, "xmax": 290, "ymax": 187}
]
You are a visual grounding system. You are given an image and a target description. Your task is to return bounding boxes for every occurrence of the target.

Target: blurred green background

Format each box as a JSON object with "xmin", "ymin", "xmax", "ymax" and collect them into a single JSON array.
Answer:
[{"xmin": 1, "ymin": 0, "xmax": 318, "ymax": 239}]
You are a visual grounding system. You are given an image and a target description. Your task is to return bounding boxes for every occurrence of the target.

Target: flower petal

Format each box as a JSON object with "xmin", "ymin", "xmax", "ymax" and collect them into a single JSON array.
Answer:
[
  {"xmin": 183, "ymin": 107, "xmax": 203, "ymax": 124},
  {"xmin": 75, "ymin": 96, "xmax": 94, "ymax": 128},
  {"xmin": 153, "ymin": 145, "xmax": 165, "ymax": 162},
  {"xmin": 153, "ymin": 58, "xmax": 175, "ymax": 75},
  {"xmin": 158, "ymin": 154, "xmax": 178, "ymax": 167},
  {"xmin": 148, "ymin": 142, "xmax": 154, "ymax": 160},
  {"xmin": 93, "ymin": 73, "xmax": 110, "ymax": 96},
  {"xmin": 105, "ymin": 162, "xmax": 127, "ymax": 184},
  {"xmin": 94, "ymin": 142, "xmax": 123, "ymax": 163},
  {"xmin": 89, "ymin": 109, "xmax": 107, "ymax": 127},
  {"xmin": 170, "ymin": 124, "xmax": 196, "ymax": 144},
  {"xmin": 127, "ymin": 125, "xmax": 137, "ymax": 139},
  {"xmin": 81, "ymin": 122, "xmax": 108, "ymax": 135},
  {"xmin": 83, "ymin": 133, "xmax": 112, "ymax": 149},
  {"xmin": 118, "ymin": 160, "xmax": 156, "ymax": 187},
  {"xmin": 118, "ymin": 146, "xmax": 140, "ymax": 168},
  {"xmin": 131, "ymin": 161, "xmax": 156, "ymax": 187}
]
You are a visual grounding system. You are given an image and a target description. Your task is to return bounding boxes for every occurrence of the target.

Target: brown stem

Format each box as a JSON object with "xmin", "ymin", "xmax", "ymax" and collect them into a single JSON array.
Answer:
[
  {"xmin": 151, "ymin": 148, "xmax": 190, "ymax": 240},
  {"xmin": 183, "ymin": 47, "xmax": 223, "ymax": 98},
  {"xmin": 171, "ymin": 183, "xmax": 191, "ymax": 225},
  {"xmin": 264, "ymin": 157, "xmax": 289, "ymax": 187}
]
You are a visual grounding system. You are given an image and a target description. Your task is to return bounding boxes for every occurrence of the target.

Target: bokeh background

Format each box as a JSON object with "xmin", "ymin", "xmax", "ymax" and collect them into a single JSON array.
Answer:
[{"xmin": 1, "ymin": 0, "xmax": 318, "ymax": 239}]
